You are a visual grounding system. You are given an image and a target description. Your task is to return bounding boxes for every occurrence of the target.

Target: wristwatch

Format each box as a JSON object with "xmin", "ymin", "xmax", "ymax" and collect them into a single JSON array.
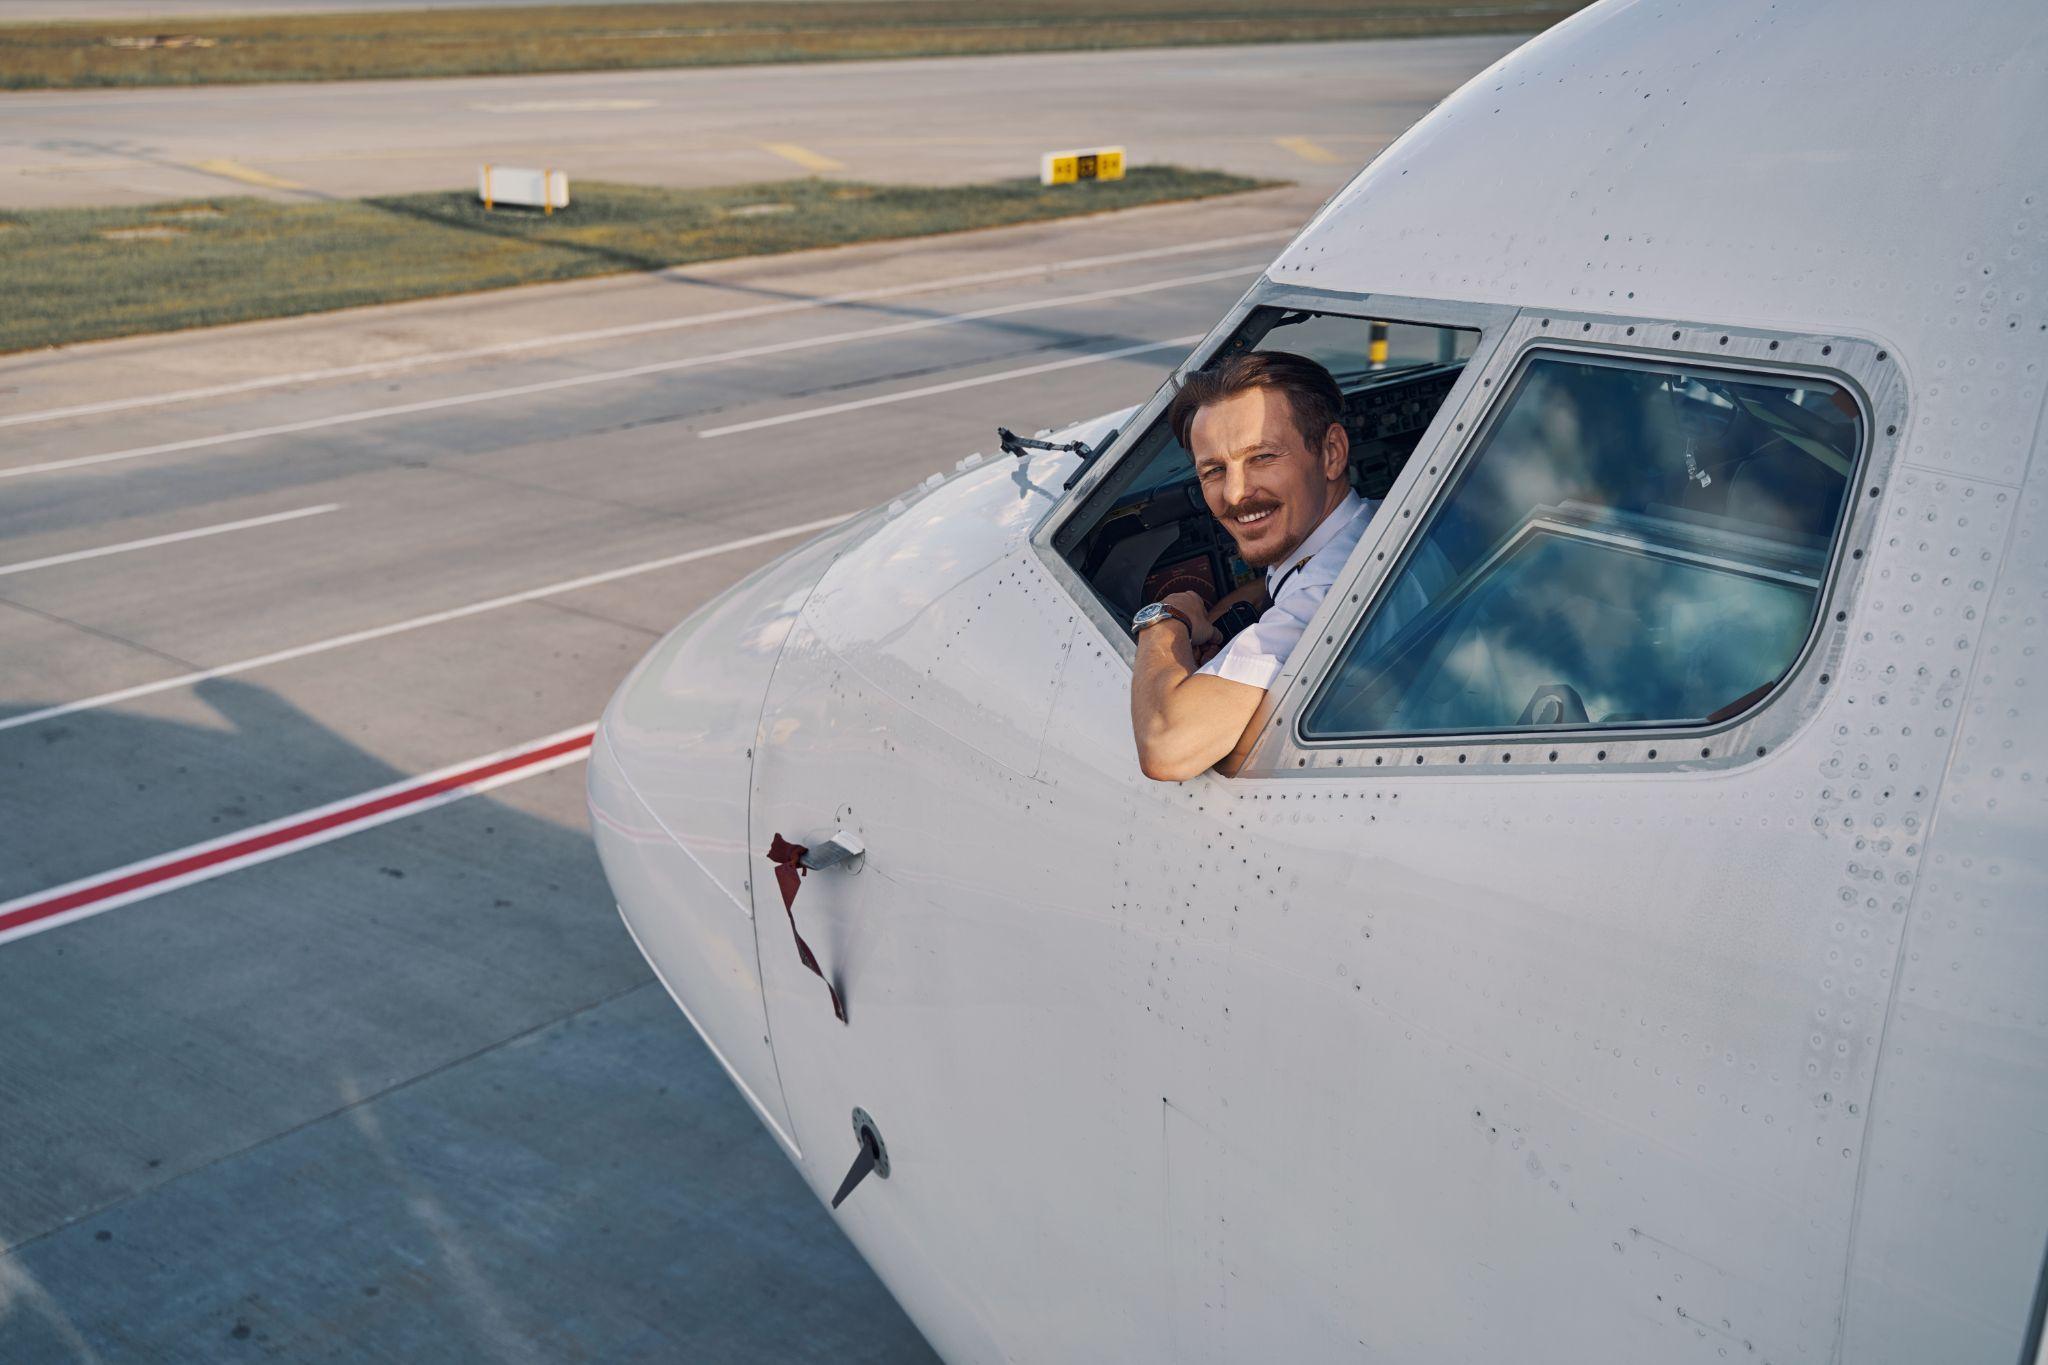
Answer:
[{"xmin": 1131, "ymin": 601, "xmax": 1195, "ymax": 637}]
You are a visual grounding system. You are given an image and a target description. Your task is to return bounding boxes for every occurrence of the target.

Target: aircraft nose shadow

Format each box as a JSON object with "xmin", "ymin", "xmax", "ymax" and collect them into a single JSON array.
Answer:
[{"xmin": 0, "ymin": 678, "xmax": 934, "ymax": 1363}]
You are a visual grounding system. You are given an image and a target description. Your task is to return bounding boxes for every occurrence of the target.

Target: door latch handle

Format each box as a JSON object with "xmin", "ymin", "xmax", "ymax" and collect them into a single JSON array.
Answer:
[{"xmin": 801, "ymin": 830, "xmax": 865, "ymax": 873}]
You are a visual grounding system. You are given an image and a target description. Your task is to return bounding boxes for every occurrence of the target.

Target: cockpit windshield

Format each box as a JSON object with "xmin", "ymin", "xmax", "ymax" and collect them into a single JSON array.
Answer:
[{"xmin": 1303, "ymin": 353, "xmax": 1863, "ymax": 738}]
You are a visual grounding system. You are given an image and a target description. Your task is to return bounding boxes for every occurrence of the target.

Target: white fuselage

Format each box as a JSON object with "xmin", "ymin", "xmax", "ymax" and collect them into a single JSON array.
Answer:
[{"xmin": 588, "ymin": 2, "xmax": 2048, "ymax": 1359}]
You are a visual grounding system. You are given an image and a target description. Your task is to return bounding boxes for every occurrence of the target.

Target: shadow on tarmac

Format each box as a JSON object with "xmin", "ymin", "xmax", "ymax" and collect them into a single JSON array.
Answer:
[{"xmin": 0, "ymin": 678, "xmax": 936, "ymax": 1363}]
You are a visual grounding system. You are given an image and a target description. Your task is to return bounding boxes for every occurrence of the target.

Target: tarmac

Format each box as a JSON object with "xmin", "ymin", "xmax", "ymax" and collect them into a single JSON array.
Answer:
[
  {"xmin": 0, "ymin": 36, "xmax": 1507, "ymax": 1363},
  {"xmin": 1, "ymin": 0, "xmax": 787, "ymax": 18},
  {"xmin": 0, "ymin": 35, "xmax": 1520, "ymax": 208}
]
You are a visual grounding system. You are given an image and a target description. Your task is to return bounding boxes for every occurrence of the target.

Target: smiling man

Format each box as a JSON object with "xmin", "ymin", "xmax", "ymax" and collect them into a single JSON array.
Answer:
[{"xmin": 1129, "ymin": 350, "xmax": 1378, "ymax": 781}]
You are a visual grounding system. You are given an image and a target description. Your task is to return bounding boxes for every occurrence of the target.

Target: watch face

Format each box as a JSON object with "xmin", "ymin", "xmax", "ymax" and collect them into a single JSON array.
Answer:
[{"xmin": 1131, "ymin": 603, "xmax": 1167, "ymax": 631}]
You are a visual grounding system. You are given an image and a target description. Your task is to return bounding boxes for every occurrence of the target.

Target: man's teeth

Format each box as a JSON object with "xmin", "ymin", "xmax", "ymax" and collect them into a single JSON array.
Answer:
[{"xmin": 1234, "ymin": 509, "xmax": 1274, "ymax": 526}]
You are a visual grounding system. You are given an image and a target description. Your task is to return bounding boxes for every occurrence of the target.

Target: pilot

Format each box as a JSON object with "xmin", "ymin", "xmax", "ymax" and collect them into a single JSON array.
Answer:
[{"xmin": 1129, "ymin": 350, "xmax": 1377, "ymax": 781}]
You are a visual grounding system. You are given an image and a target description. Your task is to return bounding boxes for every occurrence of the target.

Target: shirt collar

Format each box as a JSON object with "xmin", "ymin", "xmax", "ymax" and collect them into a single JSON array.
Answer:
[{"xmin": 1266, "ymin": 490, "xmax": 1367, "ymax": 588}]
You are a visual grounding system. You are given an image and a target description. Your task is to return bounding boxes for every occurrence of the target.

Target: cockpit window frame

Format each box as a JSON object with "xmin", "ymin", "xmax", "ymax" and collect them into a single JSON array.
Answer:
[
  {"xmin": 1241, "ymin": 310, "xmax": 1906, "ymax": 778},
  {"xmin": 1028, "ymin": 282, "xmax": 1516, "ymax": 666},
  {"xmin": 1027, "ymin": 297, "xmax": 1906, "ymax": 783}
]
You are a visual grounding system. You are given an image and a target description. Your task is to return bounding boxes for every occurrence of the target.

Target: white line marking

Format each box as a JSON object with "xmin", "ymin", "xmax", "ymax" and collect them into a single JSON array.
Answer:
[
  {"xmin": 471, "ymin": 98, "xmax": 656, "ymax": 113},
  {"xmin": 698, "ymin": 334, "xmax": 1202, "ymax": 438},
  {"xmin": 0, "ymin": 514, "xmax": 851, "ymax": 735},
  {"xmin": 0, "ymin": 232, "xmax": 1287, "ymax": 432},
  {"xmin": 0, "ymin": 504, "xmax": 340, "ymax": 578},
  {"xmin": 0, "ymin": 267, "xmax": 1257, "ymax": 482},
  {"xmin": 0, "ymin": 723, "xmax": 596, "ymax": 948}
]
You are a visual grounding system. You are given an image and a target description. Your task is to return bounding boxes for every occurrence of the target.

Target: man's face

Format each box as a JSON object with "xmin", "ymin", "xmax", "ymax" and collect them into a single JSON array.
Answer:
[{"xmin": 1188, "ymin": 387, "xmax": 1349, "ymax": 569}]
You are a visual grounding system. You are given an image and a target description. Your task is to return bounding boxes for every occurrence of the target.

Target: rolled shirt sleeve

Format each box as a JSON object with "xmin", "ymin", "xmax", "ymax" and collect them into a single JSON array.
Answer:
[{"xmin": 1196, "ymin": 598, "xmax": 1310, "ymax": 691}]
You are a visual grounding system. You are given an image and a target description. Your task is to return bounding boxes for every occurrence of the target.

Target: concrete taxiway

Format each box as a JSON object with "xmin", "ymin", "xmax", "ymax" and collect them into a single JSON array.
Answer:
[
  {"xmin": 2, "ymin": 1, "xmax": 661, "ymax": 16},
  {"xmin": 0, "ymin": 35, "xmax": 1518, "ymax": 207},
  {"xmin": 0, "ymin": 179, "xmax": 1315, "ymax": 1359}
]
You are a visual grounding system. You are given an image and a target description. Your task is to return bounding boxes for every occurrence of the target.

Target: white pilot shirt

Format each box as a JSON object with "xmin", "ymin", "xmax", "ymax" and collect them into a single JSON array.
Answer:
[{"xmin": 1197, "ymin": 491, "xmax": 1378, "ymax": 692}]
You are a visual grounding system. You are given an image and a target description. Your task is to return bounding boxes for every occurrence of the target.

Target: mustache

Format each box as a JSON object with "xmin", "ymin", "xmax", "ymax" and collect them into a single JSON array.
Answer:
[{"xmin": 1220, "ymin": 496, "xmax": 1282, "ymax": 521}]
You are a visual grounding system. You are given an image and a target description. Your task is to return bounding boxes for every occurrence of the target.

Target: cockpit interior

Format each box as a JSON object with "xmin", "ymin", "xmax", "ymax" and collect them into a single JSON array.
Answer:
[
  {"xmin": 1051, "ymin": 308, "xmax": 1477, "ymax": 633},
  {"xmin": 1053, "ymin": 304, "xmax": 1868, "ymax": 738}
]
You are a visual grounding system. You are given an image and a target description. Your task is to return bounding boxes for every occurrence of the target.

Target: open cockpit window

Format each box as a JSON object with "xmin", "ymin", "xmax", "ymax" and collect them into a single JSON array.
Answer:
[
  {"xmin": 1301, "ymin": 352, "xmax": 1864, "ymax": 740},
  {"xmin": 1051, "ymin": 307, "xmax": 1478, "ymax": 627}
]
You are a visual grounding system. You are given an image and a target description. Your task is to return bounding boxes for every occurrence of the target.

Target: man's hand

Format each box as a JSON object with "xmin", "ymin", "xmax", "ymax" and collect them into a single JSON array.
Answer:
[
  {"xmin": 1161, "ymin": 590, "xmax": 1220, "ymax": 648},
  {"xmin": 1129, "ymin": 604, "xmax": 1265, "ymax": 783}
]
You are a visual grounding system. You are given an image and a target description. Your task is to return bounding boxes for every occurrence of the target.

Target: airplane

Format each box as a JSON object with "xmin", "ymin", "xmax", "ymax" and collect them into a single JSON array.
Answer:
[{"xmin": 585, "ymin": 0, "xmax": 2048, "ymax": 1359}]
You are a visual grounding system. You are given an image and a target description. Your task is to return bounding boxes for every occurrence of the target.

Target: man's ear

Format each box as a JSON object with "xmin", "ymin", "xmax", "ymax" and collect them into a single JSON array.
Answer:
[{"xmin": 1320, "ymin": 421, "xmax": 1350, "ymax": 482}]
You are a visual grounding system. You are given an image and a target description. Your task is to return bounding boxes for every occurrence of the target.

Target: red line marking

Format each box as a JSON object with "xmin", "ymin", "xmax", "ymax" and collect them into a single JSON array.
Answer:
[{"xmin": 0, "ymin": 731, "xmax": 594, "ymax": 938}]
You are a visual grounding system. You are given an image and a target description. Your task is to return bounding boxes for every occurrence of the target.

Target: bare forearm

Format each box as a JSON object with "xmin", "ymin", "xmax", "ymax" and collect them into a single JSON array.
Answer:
[
  {"xmin": 1131, "ymin": 626, "xmax": 1197, "ymax": 748},
  {"xmin": 1130, "ymin": 629, "xmax": 1256, "ymax": 781}
]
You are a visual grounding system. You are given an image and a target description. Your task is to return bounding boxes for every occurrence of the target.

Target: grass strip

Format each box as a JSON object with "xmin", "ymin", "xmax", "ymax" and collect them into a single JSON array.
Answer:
[
  {"xmin": 0, "ymin": 166, "xmax": 1275, "ymax": 353},
  {"xmin": 0, "ymin": 1, "xmax": 1590, "ymax": 89}
]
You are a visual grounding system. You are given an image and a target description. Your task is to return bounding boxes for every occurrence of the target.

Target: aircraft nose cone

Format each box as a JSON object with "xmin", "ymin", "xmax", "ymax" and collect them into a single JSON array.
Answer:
[{"xmin": 587, "ymin": 517, "xmax": 870, "ymax": 1145}]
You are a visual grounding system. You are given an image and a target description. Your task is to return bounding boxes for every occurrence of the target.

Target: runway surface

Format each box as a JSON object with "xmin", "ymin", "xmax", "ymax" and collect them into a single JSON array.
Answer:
[
  {"xmin": 1, "ymin": 0, "xmax": 809, "ymax": 18},
  {"xmin": 0, "ymin": 178, "xmax": 1318, "ymax": 1359},
  {"xmin": 0, "ymin": 34, "xmax": 1519, "ymax": 207}
]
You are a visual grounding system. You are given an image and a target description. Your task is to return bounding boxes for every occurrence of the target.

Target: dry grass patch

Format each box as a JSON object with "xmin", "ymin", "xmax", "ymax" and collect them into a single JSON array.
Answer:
[
  {"xmin": 0, "ymin": 166, "xmax": 1274, "ymax": 353},
  {"xmin": 0, "ymin": 0, "xmax": 1592, "ymax": 89}
]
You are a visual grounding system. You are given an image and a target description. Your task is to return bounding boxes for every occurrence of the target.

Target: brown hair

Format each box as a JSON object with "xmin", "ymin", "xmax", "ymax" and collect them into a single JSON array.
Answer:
[{"xmin": 1165, "ymin": 349, "xmax": 1345, "ymax": 453}]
